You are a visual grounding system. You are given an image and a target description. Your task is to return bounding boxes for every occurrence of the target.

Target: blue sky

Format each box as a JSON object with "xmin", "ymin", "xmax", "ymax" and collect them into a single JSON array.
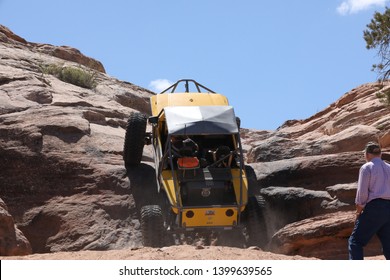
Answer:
[{"xmin": 0, "ymin": 0, "xmax": 387, "ymax": 130}]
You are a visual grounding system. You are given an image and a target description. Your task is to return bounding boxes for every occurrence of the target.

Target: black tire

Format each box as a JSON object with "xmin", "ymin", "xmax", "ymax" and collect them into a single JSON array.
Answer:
[
  {"xmin": 140, "ymin": 205, "xmax": 165, "ymax": 247},
  {"xmin": 245, "ymin": 165, "xmax": 259, "ymax": 196},
  {"xmin": 123, "ymin": 112, "xmax": 147, "ymax": 166},
  {"xmin": 244, "ymin": 194, "xmax": 268, "ymax": 247}
]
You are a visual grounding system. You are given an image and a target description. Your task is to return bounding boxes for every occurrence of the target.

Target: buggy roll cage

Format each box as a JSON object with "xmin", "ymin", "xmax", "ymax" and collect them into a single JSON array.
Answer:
[{"xmin": 160, "ymin": 79, "xmax": 216, "ymax": 94}]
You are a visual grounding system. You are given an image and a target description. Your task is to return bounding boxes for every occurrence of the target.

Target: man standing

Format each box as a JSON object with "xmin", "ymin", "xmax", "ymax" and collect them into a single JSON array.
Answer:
[{"xmin": 348, "ymin": 142, "xmax": 390, "ymax": 260}]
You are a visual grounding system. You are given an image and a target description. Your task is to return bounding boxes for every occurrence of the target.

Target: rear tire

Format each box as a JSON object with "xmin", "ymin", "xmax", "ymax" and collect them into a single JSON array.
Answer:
[
  {"xmin": 123, "ymin": 112, "xmax": 147, "ymax": 166},
  {"xmin": 245, "ymin": 165, "xmax": 259, "ymax": 196},
  {"xmin": 244, "ymin": 195, "xmax": 267, "ymax": 247},
  {"xmin": 140, "ymin": 205, "xmax": 165, "ymax": 247}
]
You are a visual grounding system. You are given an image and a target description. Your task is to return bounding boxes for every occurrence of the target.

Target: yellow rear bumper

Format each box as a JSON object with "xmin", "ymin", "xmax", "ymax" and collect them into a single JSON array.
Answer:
[{"xmin": 181, "ymin": 207, "xmax": 238, "ymax": 228}]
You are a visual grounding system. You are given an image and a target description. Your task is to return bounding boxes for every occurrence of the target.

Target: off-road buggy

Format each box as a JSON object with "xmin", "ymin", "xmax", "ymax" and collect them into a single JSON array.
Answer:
[{"xmin": 123, "ymin": 79, "xmax": 266, "ymax": 247}]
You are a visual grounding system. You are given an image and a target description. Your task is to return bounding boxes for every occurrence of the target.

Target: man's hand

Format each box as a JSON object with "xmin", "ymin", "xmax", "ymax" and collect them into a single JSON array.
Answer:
[{"xmin": 355, "ymin": 204, "xmax": 364, "ymax": 218}]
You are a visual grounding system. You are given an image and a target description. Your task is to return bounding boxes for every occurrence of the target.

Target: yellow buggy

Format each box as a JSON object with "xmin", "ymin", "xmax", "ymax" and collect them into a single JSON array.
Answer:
[{"xmin": 123, "ymin": 79, "xmax": 266, "ymax": 247}]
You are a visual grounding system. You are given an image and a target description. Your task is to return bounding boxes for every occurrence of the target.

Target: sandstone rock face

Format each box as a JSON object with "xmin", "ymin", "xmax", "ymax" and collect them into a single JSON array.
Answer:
[
  {"xmin": 0, "ymin": 25, "xmax": 153, "ymax": 255},
  {"xmin": 1, "ymin": 24, "xmax": 389, "ymax": 259},
  {"xmin": 0, "ymin": 25, "xmax": 105, "ymax": 73}
]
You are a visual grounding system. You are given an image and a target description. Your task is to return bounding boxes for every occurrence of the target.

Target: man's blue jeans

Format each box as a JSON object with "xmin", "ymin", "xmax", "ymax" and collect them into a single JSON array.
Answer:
[{"xmin": 348, "ymin": 199, "xmax": 390, "ymax": 260}]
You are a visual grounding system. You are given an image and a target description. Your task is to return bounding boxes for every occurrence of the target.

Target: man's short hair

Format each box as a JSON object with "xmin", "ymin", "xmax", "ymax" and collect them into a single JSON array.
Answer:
[{"xmin": 364, "ymin": 142, "xmax": 381, "ymax": 155}]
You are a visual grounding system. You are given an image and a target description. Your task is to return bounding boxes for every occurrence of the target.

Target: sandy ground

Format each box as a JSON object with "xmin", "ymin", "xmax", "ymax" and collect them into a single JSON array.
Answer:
[
  {"xmin": 1, "ymin": 245, "xmax": 317, "ymax": 260},
  {"xmin": 0, "ymin": 245, "xmax": 385, "ymax": 260}
]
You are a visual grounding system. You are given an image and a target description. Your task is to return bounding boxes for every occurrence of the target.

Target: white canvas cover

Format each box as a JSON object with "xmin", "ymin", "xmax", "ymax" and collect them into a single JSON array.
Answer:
[{"xmin": 164, "ymin": 106, "xmax": 239, "ymax": 135}]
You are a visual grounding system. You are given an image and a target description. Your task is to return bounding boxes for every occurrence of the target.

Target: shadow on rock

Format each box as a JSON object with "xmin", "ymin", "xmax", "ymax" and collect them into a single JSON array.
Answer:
[{"xmin": 125, "ymin": 163, "xmax": 159, "ymax": 210}]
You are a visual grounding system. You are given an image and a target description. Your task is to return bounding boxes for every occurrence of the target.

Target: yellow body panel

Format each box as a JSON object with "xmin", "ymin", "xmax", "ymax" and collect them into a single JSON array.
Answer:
[
  {"xmin": 232, "ymin": 168, "xmax": 249, "ymax": 211},
  {"xmin": 162, "ymin": 170, "xmax": 179, "ymax": 210},
  {"xmin": 182, "ymin": 207, "xmax": 238, "ymax": 228},
  {"xmin": 151, "ymin": 93, "xmax": 229, "ymax": 116}
]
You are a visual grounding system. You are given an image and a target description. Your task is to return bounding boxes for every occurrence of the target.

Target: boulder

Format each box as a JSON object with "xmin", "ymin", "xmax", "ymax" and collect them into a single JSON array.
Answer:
[
  {"xmin": 0, "ymin": 198, "xmax": 32, "ymax": 256},
  {"xmin": 249, "ymin": 152, "xmax": 363, "ymax": 190},
  {"xmin": 269, "ymin": 211, "xmax": 382, "ymax": 259},
  {"xmin": 260, "ymin": 186, "xmax": 349, "ymax": 237},
  {"xmin": 19, "ymin": 193, "xmax": 141, "ymax": 253}
]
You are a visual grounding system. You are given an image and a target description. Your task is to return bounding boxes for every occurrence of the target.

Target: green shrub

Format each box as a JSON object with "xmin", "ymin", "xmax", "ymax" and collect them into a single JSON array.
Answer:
[
  {"xmin": 59, "ymin": 67, "xmax": 97, "ymax": 89},
  {"xmin": 376, "ymin": 87, "xmax": 390, "ymax": 106},
  {"xmin": 40, "ymin": 64, "xmax": 97, "ymax": 89}
]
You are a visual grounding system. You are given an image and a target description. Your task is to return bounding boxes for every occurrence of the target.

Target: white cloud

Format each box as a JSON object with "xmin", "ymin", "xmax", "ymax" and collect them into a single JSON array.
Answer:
[
  {"xmin": 148, "ymin": 79, "xmax": 173, "ymax": 93},
  {"xmin": 337, "ymin": 0, "xmax": 388, "ymax": 15}
]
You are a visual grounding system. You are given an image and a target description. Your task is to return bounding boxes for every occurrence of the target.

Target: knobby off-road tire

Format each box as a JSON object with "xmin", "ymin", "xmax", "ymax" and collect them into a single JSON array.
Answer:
[
  {"xmin": 140, "ymin": 205, "xmax": 165, "ymax": 247},
  {"xmin": 245, "ymin": 165, "xmax": 259, "ymax": 196},
  {"xmin": 245, "ymin": 194, "xmax": 267, "ymax": 248},
  {"xmin": 123, "ymin": 112, "xmax": 147, "ymax": 166}
]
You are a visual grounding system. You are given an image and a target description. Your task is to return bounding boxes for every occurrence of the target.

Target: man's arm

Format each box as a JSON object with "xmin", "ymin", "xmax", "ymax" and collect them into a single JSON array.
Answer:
[{"xmin": 355, "ymin": 165, "xmax": 370, "ymax": 207}]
